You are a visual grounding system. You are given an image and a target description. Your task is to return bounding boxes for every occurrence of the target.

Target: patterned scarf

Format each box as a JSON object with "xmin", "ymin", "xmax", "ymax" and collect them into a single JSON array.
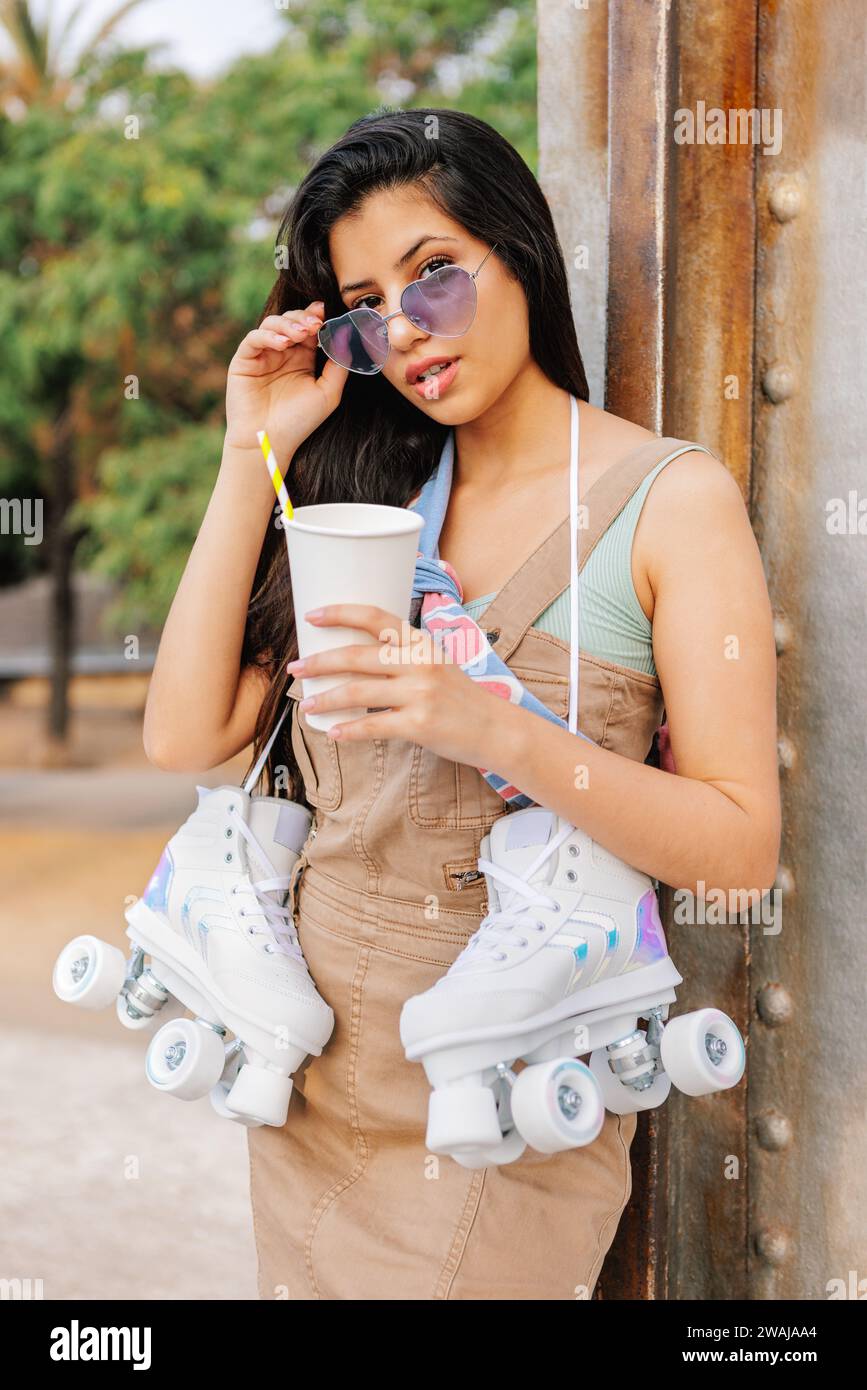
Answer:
[{"xmin": 408, "ymin": 427, "xmax": 594, "ymax": 810}]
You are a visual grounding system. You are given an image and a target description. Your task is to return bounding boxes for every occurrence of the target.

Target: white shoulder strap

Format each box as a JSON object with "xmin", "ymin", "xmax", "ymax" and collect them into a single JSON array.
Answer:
[
  {"xmin": 243, "ymin": 695, "xmax": 292, "ymax": 796},
  {"xmin": 568, "ymin": 394, "xmax": 580, "ymax": 736}
]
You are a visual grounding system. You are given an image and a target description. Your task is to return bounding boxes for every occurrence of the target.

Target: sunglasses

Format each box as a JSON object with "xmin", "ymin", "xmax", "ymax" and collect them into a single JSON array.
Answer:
[{"xmin": 317, "ymin": 243, "xmax": 499, "ymax": 375}]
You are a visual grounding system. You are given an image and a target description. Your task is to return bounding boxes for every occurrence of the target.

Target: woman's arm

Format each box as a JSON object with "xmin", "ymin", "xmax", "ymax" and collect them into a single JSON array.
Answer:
[{"xmin": 486, "ymin": 452, "xmax": 781, "ymax": 895}]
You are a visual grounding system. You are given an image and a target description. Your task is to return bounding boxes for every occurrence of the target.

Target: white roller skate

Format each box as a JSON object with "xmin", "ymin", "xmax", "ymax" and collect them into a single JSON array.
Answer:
[
  {"xmin": 400, "ymin": 805, "xmax": 745, "ymax": 1168},
  {"xmin": 53, "ymin": 705, "xmax": 333, "ymax": 1128}
]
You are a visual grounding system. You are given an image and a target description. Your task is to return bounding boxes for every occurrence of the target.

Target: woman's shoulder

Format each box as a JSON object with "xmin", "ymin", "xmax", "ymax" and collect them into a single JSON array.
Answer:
[
  {"xmin": 632, "ymin": 436, "xmax": 751, "ymax": 600},
  {"xmin": 638, "ymin": 440, "xmax": 743, "ymax": 511}
]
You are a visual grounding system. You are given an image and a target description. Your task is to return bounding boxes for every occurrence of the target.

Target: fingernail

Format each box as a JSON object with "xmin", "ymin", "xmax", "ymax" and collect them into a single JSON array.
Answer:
[
  {"xmin": 298, "ymin": 696, "xmax": 315, "ymax": 710},
  {"xmin": 303, "ymin": 315, "xmax": 320, "ymax": 325},
  {"xmin": 305, "ymin": 608, "xmax": 324, "ymax": 621},
  {"xmin": 286, "ymin": 658, "xmax": 306, "ymax": 672}
]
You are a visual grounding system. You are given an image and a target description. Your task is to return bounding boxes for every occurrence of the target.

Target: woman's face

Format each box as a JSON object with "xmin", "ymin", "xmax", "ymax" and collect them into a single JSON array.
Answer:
[{"xmin": 327, "ymin": 186, "xmax": 530, "ymax": 423}]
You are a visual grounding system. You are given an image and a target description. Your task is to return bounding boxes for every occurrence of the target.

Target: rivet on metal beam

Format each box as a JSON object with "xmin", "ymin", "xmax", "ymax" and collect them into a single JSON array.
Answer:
[
  {"xmin": 762, "ymin": 363, "xmax": 797, "ymax": 403},
  {"xmin": 774, "ymin": 865, "xmax": 795, "ymax": 896},
  {"xmin": 756, "ymin": 982, "xmax": 794, "ymax": 1026},
  {"xmin": 754, "ymin": 1110, "xmax": 794, "ymax": 1151},
  {"xmin": 773, "ymin": 615, "xmax": 794, "ymax": 654},
  {"xmin": 768, "ymin": 178, "xmax": 803, "ymax": 223},
  {"xmin": 777, "ymin": 736, "xmax": 797, "ymax": 771},
  {"xmin": 754, "ymin": 1227, "xmax": 790, "ymax": 1265}
]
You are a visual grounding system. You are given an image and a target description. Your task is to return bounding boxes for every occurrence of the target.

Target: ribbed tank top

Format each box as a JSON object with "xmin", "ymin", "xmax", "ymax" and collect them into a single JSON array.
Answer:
[{"xmin": 462, "ymin": 455, "xmax": 673, "ymax": 677}]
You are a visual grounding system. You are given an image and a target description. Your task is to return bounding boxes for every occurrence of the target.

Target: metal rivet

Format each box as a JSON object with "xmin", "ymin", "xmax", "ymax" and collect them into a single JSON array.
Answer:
[
  {"xmin": 773, "ymin": 615, "xmax": 793, "ymax": 654},
  {"xmin": 225, "ymin": 828, "xmax": 233, "ymax": 838},
  {"xmin": 754, "ymin": 1226, "xmax": 790, "ymax": 1265},
  {"xmin": 754, "ymin": 1110, "xmax": 794, "ymax": 1151},
  {"xmin": 568, "ymin": 845, "xmax": 580, "ymax": 857},
  {"xmin": 768, "ymin": 178, "xmax": 803, "ymax": 222},
  {"xmin": 762, "ymin": 363, "xmax": 797, "ymax": 403},
  {"xmin": 566, "ymin": 870, "xmax": 578, "ymax": 883},
  {"xmin": 756, "ymin": 982, "xmax": 793, "ymax": 1026},
  {"xmin": 225, "ymin": 852, "xmax": 233, "ymax": 864}
]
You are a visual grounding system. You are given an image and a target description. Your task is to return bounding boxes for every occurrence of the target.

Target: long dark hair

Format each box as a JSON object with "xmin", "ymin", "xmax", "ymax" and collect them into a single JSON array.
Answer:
[{"xmin": 244, "ymin": 107, "xmax": 589, "ymax": 799}]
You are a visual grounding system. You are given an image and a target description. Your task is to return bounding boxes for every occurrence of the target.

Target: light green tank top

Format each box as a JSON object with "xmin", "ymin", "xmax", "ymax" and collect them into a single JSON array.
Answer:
[{"xmin": 462, "ymin": 456, "xmax": 672, "ymax": 677}]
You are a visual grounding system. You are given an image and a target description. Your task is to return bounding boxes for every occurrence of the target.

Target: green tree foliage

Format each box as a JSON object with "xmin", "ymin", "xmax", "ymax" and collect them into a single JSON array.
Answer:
[{"xmin": 1, "ymin": 1, "xmax": 536, "ymax": 632}]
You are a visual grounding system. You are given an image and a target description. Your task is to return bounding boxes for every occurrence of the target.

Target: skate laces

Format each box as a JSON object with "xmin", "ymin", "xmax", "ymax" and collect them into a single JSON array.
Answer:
[
  {"xmin": 451, "ymin": 822, "xmax": 576, "ymax": 968},
  {"xmin": 228, "ymin": 810, "xmax": 305, "ymax": 964}
]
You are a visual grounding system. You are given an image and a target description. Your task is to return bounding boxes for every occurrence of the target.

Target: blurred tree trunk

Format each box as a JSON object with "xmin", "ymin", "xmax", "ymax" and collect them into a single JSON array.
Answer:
[{"xmin": 48, "ymin": 402, "xmax": 75, "ymax": 746}]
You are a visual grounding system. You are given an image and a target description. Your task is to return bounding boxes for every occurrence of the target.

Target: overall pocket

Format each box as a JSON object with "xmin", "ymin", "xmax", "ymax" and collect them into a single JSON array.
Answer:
[
  {"xmin": 407, "ymin": 745, "xmax": 507, "ymax": 830},
  {"xmin": 405, "ymin": 646, "xmax": 570, "ymax": 829}
]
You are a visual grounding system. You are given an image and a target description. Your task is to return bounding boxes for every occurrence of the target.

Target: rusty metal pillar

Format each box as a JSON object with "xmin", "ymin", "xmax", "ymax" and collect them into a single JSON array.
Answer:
[
  {"xmin": 749, "ymin": 0, "xmax": 867, "ymax": 1299},
  {"xmin": 659, "ymin": 0, "xmax": 759, "ymax": 1303}
]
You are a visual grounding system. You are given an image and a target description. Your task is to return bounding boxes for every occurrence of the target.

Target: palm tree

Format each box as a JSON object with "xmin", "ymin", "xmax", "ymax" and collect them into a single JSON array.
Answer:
[{"xmin": 0, "ymin": 0, "xmax": 147, "ymax": 114}]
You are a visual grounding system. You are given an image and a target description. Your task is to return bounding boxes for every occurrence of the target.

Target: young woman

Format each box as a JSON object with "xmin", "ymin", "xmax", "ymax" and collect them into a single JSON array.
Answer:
[{"xmin": 144, "ymin": 109, "xmax": 780, "ymax": 1300}]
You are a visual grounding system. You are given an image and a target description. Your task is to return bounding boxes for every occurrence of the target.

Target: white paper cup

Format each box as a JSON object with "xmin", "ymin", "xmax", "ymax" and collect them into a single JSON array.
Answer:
[{"xmin": 283, "ymin": 502, "xmax": 424, "ymax": 731}]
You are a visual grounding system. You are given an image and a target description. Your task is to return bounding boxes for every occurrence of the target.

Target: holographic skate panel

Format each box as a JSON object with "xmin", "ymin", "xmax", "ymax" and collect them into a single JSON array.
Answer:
[
  {"xmin": 627, "ymin": 888, "xmax": 669, "ymax": 970},
  {"xmin": 558, "ymin": 937, "xmax": 590, "ymax": 994},
  {"xmin": 142, "ymin": 848, "xmax": 174, "ymax": 913}
]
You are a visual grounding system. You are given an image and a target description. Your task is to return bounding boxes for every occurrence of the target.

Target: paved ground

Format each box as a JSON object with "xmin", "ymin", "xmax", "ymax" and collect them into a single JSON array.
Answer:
[
  {"xmin": 1, "ymin": 1026, "xmax": 258, "ymax": 1301},
  {"xmin": 0, "ymin": 700, "xmax": 261, "ymax": 1301}
]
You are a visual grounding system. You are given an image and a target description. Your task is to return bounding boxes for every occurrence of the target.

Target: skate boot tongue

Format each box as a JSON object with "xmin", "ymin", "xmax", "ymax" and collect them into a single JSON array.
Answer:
[
  {"xmin": 247, "ymin": 797, "xmax": 311, "ymax": 884},
  {"xmin": 490, "ymin": 807, "xmax": 559, "ymax": 888},
  {"xmin": 450, "ymin": 808, "xmax": 564, "ymax": 973},
  {"xmin": 197, "ymin": 786, "xmax": 310, "ymax": 962}
]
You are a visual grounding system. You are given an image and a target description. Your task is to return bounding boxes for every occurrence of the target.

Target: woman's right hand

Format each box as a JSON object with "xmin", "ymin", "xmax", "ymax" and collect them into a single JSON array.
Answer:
[{"xmin": 224, "ymin": 301, "xmax": 349, "ymax": 461}]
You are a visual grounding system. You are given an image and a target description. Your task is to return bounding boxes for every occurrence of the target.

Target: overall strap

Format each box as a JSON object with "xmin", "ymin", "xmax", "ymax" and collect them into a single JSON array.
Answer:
[{"xmin": 479, "ymin": 437, "xmax": 713, "ymax": 662}]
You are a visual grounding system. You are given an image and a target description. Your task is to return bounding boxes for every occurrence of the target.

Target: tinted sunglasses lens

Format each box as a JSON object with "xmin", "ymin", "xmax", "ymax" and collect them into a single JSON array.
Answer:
[
  {"xmin": 318, "ymin": 309, "xmax": 389, "ymax": 374},
  {"xmin": 403, "ymin": 265, "xmax": 477, "ymax": 336}
]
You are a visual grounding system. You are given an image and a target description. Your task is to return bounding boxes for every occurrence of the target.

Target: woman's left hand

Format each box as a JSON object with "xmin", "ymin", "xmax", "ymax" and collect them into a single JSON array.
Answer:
[{"xmin": 286, "ymin": 604, "xmax": 501, "ymax": 766}]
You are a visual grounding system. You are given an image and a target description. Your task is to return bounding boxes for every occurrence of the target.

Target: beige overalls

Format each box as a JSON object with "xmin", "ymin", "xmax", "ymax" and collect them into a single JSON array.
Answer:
[{"xmin": 247, "ymin": 437, "xmax": 692, "ymax": 1301}]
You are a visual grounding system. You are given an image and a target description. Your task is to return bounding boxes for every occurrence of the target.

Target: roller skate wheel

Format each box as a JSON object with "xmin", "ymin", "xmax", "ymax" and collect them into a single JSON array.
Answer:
[
  {"xmin": 53, "ymin": 935, "xmax": 127, "ymax": 1010},
  {"xmin": 589, "ymin": 1047, "xmax": 672, "ymax": 1114},
  {"xmin": 145, "ymin": 1018, "xmax": 226, "ymax": 1101},
  {"xmin": 660, "ymin": 1008, "xmax": 745, "ymax": 1096},
  {"xmin": 223, "ymin": 1062, "xmax": 294, "ymax": 1128},
  {"xmin": 510, "ymin": 1058, "xmax": 605, "ymax": 1152},
  {"xmin": 426, "ymin": 1085, "xmax": 503, "ymax": 1154}
]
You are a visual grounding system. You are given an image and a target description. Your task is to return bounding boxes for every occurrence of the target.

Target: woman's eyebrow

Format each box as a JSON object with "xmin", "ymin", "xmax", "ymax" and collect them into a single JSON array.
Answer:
[{"xmin": 338, "ymin": 234, "xmax": 460, "ymax": 294}]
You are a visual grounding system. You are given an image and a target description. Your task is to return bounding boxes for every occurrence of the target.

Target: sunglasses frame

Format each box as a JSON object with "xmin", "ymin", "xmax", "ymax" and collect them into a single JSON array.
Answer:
[{"xmin": 317, "ymin": 242, "xmax": 500, "ymax": 375}]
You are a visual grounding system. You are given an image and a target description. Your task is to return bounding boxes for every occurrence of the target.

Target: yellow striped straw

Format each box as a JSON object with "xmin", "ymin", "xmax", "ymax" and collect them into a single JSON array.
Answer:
[{"xmin": 257, "ymin": 430, "xmax": 293, "ymax": 522}]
